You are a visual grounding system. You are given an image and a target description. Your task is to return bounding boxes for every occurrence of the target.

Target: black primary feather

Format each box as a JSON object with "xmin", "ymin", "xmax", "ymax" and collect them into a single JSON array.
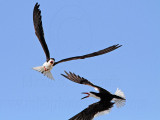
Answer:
[
  {"xmin": 54, "ymin": 44, "xmax": 122, "ymax": 65},
  {"xmin": 61, "ymin": 71, "xmax": 111, "ymax": 94},
  {"xmin": 33, "ymin": 3, "xmax": 50, "ymax": 61}
]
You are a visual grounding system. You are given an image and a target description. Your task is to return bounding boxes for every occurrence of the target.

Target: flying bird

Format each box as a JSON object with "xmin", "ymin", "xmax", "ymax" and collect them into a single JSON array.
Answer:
[
  {"xmin": 61, "ymin": 71, "xmax": 126, "ymax": 120},
  {"xmin": 33, "ymin": 3, "xmax": 122, "ymax": 80}
]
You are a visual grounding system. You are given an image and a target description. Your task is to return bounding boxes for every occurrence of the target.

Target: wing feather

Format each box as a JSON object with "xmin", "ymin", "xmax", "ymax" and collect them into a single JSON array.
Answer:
[
  {"xmin": 33, "ymin": 3, "xmax": 50, "ymax": 61},
  {"xmin": 54, "ymin": 44, "xmax": 121, "ymax": 65},
  {"xmin": 61, "ymin": 71, "xmax": 103, "ymax": 92},
  {"xmin": 69, "ymin": 102, "xmax": 113, "ymax": 120}
]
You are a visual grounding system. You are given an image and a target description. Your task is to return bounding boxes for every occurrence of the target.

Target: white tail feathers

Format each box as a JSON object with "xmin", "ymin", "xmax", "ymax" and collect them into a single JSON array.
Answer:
[
  {"xmin": 42, "ymin": 71, "xmax": 54, "ymax": 80},
  {"xmin": 113, "ymin": 88, "xmax": 126, "ymax": 108},
  {"xmin": 33, "ymin": 66, "xmax": 54, "ymax": 80},
  {"xmin": 33, "ymin": 66, "xmax": 44, "ymax": 72}
]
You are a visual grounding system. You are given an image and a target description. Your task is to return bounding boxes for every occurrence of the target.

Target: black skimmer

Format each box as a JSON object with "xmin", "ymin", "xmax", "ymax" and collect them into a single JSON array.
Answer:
[
  {"xmin": 33, "ymin": 3, "xmax": 122, "ymax": 80},
  {"xmin": 61, "ymin": 71, "xmax": 126, "ymax": 120}
]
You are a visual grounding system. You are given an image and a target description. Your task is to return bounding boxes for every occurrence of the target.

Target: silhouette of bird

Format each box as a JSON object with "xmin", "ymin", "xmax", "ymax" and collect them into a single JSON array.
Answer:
[
  {"xmin": 33, "ymin": 3, "xmax": 122, "ymax": 80},
  {"xmin": 62, "ymin": 71, "xmax": 126, "ymax": 120}
]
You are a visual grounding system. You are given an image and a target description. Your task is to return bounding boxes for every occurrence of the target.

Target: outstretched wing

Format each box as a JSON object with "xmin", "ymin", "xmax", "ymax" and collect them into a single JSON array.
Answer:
[
  {"xmin": 54, "ymin": 44, "xmax": 122, "ymax": 65},
  {"xmin": 33, "ymin": 3, "xmax": 50, "ymax": 61},
  {"xmin": 61, "ymin": 71, "xmax": 105, "ymax": 92},
  {"xmin": 69, "ymin": 102, "xmax": 113, "ymax": 120}
]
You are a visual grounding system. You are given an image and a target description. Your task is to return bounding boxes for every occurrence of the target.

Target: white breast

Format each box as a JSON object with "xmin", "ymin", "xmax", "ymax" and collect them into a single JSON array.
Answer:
[{"xmin": 43, "ymin": 62, "xmax": 53, "ymax": 70}]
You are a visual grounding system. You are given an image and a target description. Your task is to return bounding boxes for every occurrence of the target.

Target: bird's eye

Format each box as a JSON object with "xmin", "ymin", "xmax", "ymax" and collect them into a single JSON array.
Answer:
[{"xmin": 50, "ymin": 61, "xmax": 53, "ymax": 64}]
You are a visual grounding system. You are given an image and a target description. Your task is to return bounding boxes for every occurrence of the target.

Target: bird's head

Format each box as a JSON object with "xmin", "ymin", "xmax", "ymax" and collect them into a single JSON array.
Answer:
[
  {"xmin": 49, "ymin": 58, "xmax": 55, "ymax": 65},
  {"xmin": 81, "ymin": 92, "xmax": 100, "ymax": 100}
]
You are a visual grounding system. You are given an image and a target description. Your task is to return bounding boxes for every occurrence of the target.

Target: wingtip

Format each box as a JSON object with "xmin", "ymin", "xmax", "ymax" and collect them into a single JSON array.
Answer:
[
  {"xmin": 35, "ymin": 2, "xmax": 39, "ymax": 6},
  {"xmin": 61, "ymin": 71, "xmax": 68, "ymax": 78},
  {"xmin": 118, "ymin": 44, "xmax": 122, "ymax": 47},
  {"xmin": 61, "ymin": 73, "xmax": 66, "ymax": 77},
  {"xmin": 115, "ymin": 44, "xmax": 122, "ymax": 47},
  {"xmin": 34, "ymin": 2, "xmax": 40, "ymax": 10},
  {"xmin": 64, "ymin": 70, "xmax": 68, "ymax": 74}
]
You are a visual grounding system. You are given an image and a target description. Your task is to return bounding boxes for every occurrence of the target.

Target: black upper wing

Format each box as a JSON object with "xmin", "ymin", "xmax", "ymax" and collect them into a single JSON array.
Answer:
[
  {"xmin": 33, "ymin": 3, "xmax": 50, "ymax": 61},
  {"xmin": 54, "ymin": 44, "xmax": 122, "ymax": 65},
  {"xmin": 69, "ymin": 102, "xmax": 114, "ymax": 120},
  {"xmin": 61, "ymin": 71, "xmax": 108, "ymax": 93}
]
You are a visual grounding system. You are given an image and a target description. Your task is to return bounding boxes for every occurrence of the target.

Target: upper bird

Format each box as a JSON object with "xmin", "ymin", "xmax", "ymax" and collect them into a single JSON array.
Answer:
[
  {"xmin": 33, "ymin": 3, "xmax": 122, "ymax": 80},
  {"xmin": 61, "ymin": 71, "xmax": 126, "ymax": 120}
]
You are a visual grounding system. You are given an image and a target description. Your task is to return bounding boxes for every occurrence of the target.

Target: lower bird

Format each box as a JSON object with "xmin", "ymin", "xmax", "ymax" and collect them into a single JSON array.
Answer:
[{"xmin": 61, "ymin": 71, "xmax": 126, "ymax": 120}]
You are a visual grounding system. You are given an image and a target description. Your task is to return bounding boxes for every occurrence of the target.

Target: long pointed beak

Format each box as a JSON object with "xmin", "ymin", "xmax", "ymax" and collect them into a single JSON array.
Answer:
[{"xmin": 81, "ymin": 92, "xmax": 90, "ymax": 100}]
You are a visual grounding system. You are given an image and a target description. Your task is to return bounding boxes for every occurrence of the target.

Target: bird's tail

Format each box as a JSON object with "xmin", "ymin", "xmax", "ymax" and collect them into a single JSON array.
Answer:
[
  {"xmin": 33, "ymin": 66, "xmax": 54, "ymax": 80},
  {"xmin": 113, "ymin": 88, "xmax": 126, "ymax": 108}
]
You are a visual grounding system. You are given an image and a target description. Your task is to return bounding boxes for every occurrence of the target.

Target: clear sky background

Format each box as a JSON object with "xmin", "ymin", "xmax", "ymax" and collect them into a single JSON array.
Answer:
[{"xmin": 0, "ymin": 0, "xmax": 160, "ymax": 120}]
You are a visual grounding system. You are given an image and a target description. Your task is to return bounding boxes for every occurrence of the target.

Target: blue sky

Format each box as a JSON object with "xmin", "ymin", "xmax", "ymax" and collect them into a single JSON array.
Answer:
[{"xmin": 0, "ymin": 0, "xmax": 160, "ymax": 120}]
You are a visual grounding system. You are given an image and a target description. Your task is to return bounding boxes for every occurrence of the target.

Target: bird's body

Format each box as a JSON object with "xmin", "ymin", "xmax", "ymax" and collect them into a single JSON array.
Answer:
[
  {"xmin": 33, "ymin": 3, "xmax": 122, "ymax": 80},
  {"xmin": 62, "ymin": 71, "xmax": 126, "ymax": 120},
  {"xmin": 43, "ymin": 61, "xmax": 53, "ymax": 71},
  {"xmin": 33, "ymin": 59, "xmax": 55, "ymax": 79},
  {"xmin": 42, "ymin": 59, "xmax": 55, "ymax": 71}
]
